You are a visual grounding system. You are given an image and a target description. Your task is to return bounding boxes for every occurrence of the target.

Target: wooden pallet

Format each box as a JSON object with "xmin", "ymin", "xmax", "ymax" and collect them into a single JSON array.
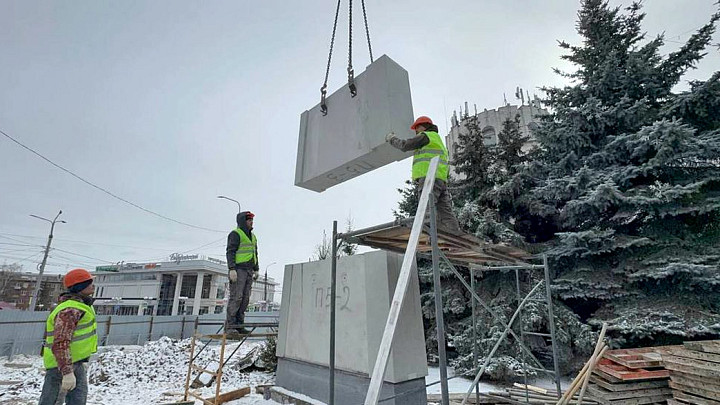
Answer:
[
  {"xmin": 684, "ymin": 341, "xmax": 720, "ymax": 355},
  {"xmin": 589, "ymin": 375, "xmax": 669, "ymax": 392},
  {"xmin": 604, "ymin": 347, "xmax": 667, "ymax": 369},
  {"xmin": 662, "ymin": 340, "xmax": 720, "ymax": 405},
  {"xmin": 596, "ymin": 358, "xmax": 671, "ymax": 381}
]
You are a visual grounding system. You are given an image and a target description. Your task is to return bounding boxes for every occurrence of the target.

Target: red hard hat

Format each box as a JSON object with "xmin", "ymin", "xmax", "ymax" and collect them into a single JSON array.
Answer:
[
  {"xmin": 63, "ymin": 268, "xmax": 93, "ymax": 288},
  {"xmin": 410, "ymin": 116, "xmax": 433, "ymax": 130}
]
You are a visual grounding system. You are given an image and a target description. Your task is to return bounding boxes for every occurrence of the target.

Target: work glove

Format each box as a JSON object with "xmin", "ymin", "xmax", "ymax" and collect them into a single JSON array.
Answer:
[
  {"xmin": 228, "ymin": 270, "xmax": 237, "ymax": 282},
  {"xmin": 253, "ymin": 270, "xmax": 259, "ymax": 281},
  {"xmin": 385, "ymin": 132, "xmax": 397, "ymax": 143},
  {"xmin": 61, "ymin": 372, "xmax": 76, "ymax": 392}
]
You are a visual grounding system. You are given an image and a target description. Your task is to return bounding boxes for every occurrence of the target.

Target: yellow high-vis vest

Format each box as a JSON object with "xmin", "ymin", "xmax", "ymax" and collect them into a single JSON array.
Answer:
[
  {"xmin": 234, "ymin": 228, "xmax": 258, "ymax": 265},
  {"xmin": 412, "ymin": 131, "xmax": 449, "ymax": 181},
  {"xmin": 43, "ymin": 299, "xmax": 97, "ymax": 369}
]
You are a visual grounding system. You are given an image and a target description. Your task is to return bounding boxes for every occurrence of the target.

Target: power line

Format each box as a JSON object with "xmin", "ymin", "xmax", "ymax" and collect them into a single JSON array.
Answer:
[
  {"xmin": 50, "ymin": 247, "xmax": 114, "ymax": 264},
  {"xmin": 1, "ymin": 128, "xmax": 223, "ymax": 233}
]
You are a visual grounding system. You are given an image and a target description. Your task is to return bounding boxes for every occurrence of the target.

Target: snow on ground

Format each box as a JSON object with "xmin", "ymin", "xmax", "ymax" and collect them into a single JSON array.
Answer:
[
  {"xmin": 0, "ymin": 337, "xmax": 275, "ymax": 405},
  {"xmin": 0, "ymin": 338, "xmax": 571, "ymax": 405}
]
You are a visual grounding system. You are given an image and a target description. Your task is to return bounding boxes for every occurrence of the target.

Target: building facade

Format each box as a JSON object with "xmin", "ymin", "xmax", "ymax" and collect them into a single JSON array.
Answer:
[
  {"xmin": 0, "ymin": 272, "xmax": 64, "ymax": 311},
  {"xmin": 92, "ymin": 255, "xmax": 278, "ymax": 316},
  {"xmin": 445, "ymin": 101, "xmax": 548, "ymax": 162}
]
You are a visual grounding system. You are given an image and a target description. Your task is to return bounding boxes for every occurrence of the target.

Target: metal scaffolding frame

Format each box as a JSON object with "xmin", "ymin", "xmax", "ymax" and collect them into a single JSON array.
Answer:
[{"xmin": 324, "ymin": 157, "xmax": 562, "ymax": 405}]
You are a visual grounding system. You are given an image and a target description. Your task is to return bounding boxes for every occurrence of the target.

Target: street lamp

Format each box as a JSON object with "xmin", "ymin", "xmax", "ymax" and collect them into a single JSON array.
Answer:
[
  {"xmin": 29, "ymin": 210, "xmax": 65, "ymax": 312},
  {"xmin": 217, "ymin": 196, "xmax": 241, "ymax": 213},
  {"xmin": 264, "ymin": 261, "xmax": 276, "ymax": 308}
]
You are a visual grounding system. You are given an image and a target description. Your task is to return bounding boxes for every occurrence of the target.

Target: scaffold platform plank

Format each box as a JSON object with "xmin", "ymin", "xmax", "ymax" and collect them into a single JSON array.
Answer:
[{"xmin": 344, "ymin": 218, "xmax": 531, "ymax": 265}]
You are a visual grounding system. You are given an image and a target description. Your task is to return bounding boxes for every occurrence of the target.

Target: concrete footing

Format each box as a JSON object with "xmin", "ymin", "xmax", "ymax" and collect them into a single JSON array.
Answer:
[{"xmin": 276, "ymin": 357, "xmax": 427, "ymax": 405}]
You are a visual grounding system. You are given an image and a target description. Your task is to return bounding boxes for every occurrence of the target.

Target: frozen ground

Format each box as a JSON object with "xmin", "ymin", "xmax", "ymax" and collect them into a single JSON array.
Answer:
[{"xmin": 0, "ymin": 338, "xmax": 569, "ymax": 405}]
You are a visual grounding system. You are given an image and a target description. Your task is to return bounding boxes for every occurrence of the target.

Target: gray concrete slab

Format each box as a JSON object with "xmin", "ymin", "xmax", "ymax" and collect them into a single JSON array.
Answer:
[
  {"xmin": 295, "ymin": 55, "xmax": 415, "ymax": 192},
  {"xmin": 276, "ymin": 251, "xmax": 427, "ymax": 385}
]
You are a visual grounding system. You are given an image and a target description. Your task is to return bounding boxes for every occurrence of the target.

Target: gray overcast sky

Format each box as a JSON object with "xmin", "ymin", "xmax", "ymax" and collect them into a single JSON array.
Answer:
[{"xmin": 1, "ymin": 1, "xmax": 718, "ymax": 287}]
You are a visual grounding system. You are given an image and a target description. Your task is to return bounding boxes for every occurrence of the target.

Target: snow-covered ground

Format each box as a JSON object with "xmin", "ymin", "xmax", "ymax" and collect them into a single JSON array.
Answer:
[
  {"xmin": 0, "ymin": 338, "xmax": 569, "ymax": 405},
  {"xmin": 0, "ymin": 337, "xmax": 275, "ymax": 404}
]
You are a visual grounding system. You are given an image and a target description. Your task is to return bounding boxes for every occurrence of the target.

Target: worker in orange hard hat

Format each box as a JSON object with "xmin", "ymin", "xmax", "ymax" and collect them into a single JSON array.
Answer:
[
  {"xmin": 39, "ymin": 268, "xmax": 97, "ymax": 405},
  {"xmin": 386, "ymin": 116, "xmax": 462, "ymax": 234}
]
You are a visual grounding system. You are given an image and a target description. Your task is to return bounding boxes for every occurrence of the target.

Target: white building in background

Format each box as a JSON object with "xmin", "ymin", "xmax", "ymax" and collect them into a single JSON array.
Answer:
[
  {"xmin": 445, "ymin": 99, "xmax": 549, "ymax": 162},
  {"xmin": 92, "ymin": 255, "xmax": 278, "ymax": 316}
]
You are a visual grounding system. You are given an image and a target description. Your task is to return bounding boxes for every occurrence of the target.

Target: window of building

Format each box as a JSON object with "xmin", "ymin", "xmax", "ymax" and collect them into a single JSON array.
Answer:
[
  {"xmin": 201, "ymin": 275, "xmax": 212, "ymax": 299},
  {"xmin": 482, "ymin": 126, "xmax": 497, "ymax": 145},
  {"xmin": 185, "ymin": 305, "xmax": 194, "ymax": 315},
  {"xmin": 214, "ymin": 306, "xmax": 224, "ymax": 314},
  {"xmin": 157, "ymin": 274, "xmax": 177, "ymax": 316},
  {"xmin": 216, "ymin": 283, "xmax": 227, "ymax": 299},
  {"xmin": 199, "ymin": 306, "xmax": 209, "ymax": 315},
  {"xmin": 180, "ymin": 274, "xmax": 198, "ymax": 298}
]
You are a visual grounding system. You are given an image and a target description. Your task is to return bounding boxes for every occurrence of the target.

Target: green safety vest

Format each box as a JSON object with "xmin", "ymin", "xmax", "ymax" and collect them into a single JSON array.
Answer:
[
  {"xmin": 43, "ymin": 299, "xmax": 97, "ymax": 369},
  {"xmin": 234, "ymin": 228, "xmax": 258, "ymax": 265},
  {"xmin": 411, "ymin": 131, "xmax": 449, "ymax": 181}
]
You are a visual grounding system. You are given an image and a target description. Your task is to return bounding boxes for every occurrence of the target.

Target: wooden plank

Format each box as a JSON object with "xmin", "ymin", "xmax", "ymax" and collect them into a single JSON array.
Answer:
[
  {"xmin": 364, "ymin": 159, "xmax": 439, "ymax": 405},
  {"xmin": 669, "ymin": 381, "xmax": 720, "ymax": 402},
  {"xmin": 671, "ymin": 375, "xmax": 720, "ymax": 394},
  {"xmin": 594, "ymin": 368, "xmax": 625, "ymax": 383},
  {"xmin": 586, "ymin": 390, "xmax": 672, "ymax": 405},
  {"xmin": 585, "ymin": 383, "xmax": 672, "ymax": 400},
  {"xmin": 668, "ymin": 370, "xmax": 720, "ymax": 386},
  {"xmin": 664, "ymin": 347, "xmax": 720, "ymax": 364},
  {"xmin": 664, "ymin": 355, "xmax": 720, "ymax": 378},
  {"xmin": 673, "ymin": 390, "xmax": 720, "ymax": 405},
  {"xmin": 203, "ymin": 387, "xmax": 251, "ymax": 405},
  {"xmin": 589, "ymin": 375, "xmax": 669, "ymax": 392},
  {"xmin": 685, "ymin": 341, "xmax": 720, "ymax": 355}
]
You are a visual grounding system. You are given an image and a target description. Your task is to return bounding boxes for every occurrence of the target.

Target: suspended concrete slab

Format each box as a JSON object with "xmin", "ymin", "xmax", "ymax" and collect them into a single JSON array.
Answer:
[{"xmin": 295, "ymin": 54, "xmax": 415, "ymax": 192}]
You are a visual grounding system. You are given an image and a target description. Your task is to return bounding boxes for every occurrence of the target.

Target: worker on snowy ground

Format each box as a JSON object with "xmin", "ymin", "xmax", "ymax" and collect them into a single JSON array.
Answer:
[
  {"xmin": 225, "ymin": 211, "xmax": 259, "ymax": 335},
  {"xmin": 386, "ymin": 116, "xmax": 462, "ymax": 234},
  {"xmin": 39, "ymin": 268, "xmax": 97, "ymax": 405}
]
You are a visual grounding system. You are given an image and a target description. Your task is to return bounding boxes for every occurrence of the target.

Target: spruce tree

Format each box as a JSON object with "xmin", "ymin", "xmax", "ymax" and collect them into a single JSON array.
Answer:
[{"xmin": 501, "ymin": 0, "xmax": 720, "ymax": 346}]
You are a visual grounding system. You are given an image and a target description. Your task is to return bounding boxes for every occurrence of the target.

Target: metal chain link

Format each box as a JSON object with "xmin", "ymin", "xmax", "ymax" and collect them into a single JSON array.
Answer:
[
  {"xmin": 347, "ymin": 0, "xmax": 357, "ymax": 97},
  {"xmin": 321, "ymin": 0, "xmax": 343, "ymax": 116},
  {"xmin": 361, "ymin": 0, "xmax": 374, "ymax": 62}
]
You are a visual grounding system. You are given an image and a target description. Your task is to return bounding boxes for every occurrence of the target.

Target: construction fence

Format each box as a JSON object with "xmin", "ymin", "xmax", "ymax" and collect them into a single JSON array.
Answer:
[{"xmin": 0, "ymin": 310, "xmax": 279, "ymax": 359}]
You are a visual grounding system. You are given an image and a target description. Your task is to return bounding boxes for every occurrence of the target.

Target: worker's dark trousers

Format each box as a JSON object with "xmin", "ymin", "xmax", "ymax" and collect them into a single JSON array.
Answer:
[
  {"xmin": 38, "ymin": 362, "xmax": 88, "ymax": 405},
  {"xmin": 226, "ymin": 266, "xmax": 254, "ymax": 326},
  {"xmin": 417, "ymin": 178, "xmax": 462, "ymax": 234}
]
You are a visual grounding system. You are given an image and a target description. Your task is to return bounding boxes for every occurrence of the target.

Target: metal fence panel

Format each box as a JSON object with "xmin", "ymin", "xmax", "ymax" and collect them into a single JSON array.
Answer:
[{"xmin": 0, "ymin": 310, "xmax": 279, "ymax": 357}]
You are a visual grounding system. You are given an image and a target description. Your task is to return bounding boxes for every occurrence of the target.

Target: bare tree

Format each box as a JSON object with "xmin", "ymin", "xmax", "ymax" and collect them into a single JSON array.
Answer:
[
  {"xmin": 312, "ymin": 230, "xmax": 332, "ymax": 261},
  {"xmin": 311, "ymin": 214, "xmax": 360, "ymax": 261},
  {"xmin": 0, "ymin": 262, "xmax": 22, "ymax": 299}
]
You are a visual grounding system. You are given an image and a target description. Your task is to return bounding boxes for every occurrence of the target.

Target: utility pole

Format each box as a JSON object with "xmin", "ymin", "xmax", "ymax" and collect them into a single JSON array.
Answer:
[
  {"xmin": 29, "ymin": 210, "xmax": 65, "ymax": 311},
  {"xmin": 264, "ymin": 262, "xmax": 276, "ymax": 310}
]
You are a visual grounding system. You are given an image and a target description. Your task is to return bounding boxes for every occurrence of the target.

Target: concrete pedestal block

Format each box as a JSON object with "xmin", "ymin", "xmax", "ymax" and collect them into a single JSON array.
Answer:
[
  {"xmin": 276, "ymin": 251, "xmax": 427, "ymax": 404},
  {"xmin": 295, "ymin": 55, "xmax": 415, "ymax": 192},
  {"xmin": 276, "ymin": 358, "xmax": 426, "ymax": 405}
]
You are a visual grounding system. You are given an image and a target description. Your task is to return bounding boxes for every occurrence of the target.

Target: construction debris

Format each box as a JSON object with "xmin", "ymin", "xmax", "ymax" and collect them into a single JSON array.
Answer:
[{"xmin": 661, "ymin": 340, "xmax": 720, "ymax": 405}]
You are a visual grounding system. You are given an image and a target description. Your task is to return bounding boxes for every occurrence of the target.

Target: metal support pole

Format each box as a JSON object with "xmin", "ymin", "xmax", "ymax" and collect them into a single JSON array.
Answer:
[
  {"xmin": 329, "ymin": 220, "xmax": 338, "ymax": 405},
  {"xmin": 516, "ymin": 269, "xmax": 529, "ymax": 403},
  {"xmin": 543, "ymin": 255, "xmax": 562, "ymax": 399},
  {"xmin": 471, "ymin": 268, "xmax": 479, "ymax": 405},
  {"xmin": 430, "ymin": 199, "xmax": 450, "ymax": 405}
]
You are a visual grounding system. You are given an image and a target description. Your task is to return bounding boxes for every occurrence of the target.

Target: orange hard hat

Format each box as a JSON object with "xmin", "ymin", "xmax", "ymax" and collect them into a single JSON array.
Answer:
[
  {"xmin": 410, "ymin": 116, "xmax": 433, "ymax": 130},
  {"xmin": 63, "ymin": 268, "xmax": 93, "ymax": 288}
]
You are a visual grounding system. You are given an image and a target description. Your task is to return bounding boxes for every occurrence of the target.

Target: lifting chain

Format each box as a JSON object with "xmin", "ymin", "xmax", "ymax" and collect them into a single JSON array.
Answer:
[{"xmin": 320, "ymin": 0, "xmax": 374, "ymax": 115}]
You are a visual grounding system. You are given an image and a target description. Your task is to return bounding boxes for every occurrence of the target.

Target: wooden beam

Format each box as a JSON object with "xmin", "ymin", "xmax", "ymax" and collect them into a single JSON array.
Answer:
[
  {"xmin": 203, "ymin": 387, "xmax": 251, "ymax": 404},
  {"xmin": 364, "ymin": 158, "xmax": 439, "ymax": 405}
]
